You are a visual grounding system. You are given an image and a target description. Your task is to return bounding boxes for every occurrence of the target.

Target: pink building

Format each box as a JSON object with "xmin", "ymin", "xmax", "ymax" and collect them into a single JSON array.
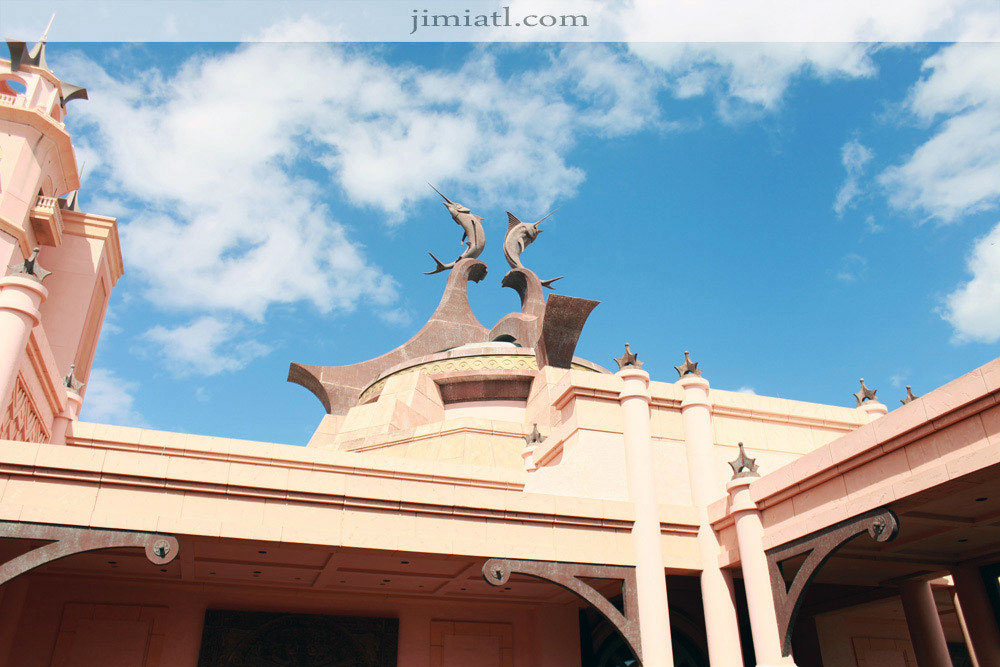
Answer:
[{"xmin": 1, "ymin": 36, "xmax": 999, "ymax": 667}]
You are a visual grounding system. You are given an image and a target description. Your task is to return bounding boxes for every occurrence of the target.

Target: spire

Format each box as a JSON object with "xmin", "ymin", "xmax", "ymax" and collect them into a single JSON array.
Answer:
[
  {"xmin": 7, "ymin": 13, "xmax": 53, "ymax": 71},
  {"xmin": 6, "ymin": 15, "xmax": 88, "ymax": 108},
  {"xmin": 41, "ymin": 13, "xmax": 56, "ymax": 44},
  {"xmin": 900, "ymin": 385, "xmax": 919, "ymax": 405}
]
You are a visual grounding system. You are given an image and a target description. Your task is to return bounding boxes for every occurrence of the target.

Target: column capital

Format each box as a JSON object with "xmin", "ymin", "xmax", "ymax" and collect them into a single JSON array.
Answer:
[
  {"xmin": 726, "ymin": 475, "xmax": 758, "ymax": 513},
  {"xmin": 616, "ymin": 366, "xmax": 650, "ymax": 384},
  {"xmin": 679, "ymin": 373, "xmax": 711, "ymax": 409},
  {"xmin": 678, "ymin": 373, "xmax": 710, "ymax": 390},
  {"xmin": 0, "ymin": 276, "xmax": 49, "ymax": 326},
  {"xmin": 0, "ymin": 275, "xmax": 49, "ymax": 296},
  {"xmin": 617, "ymin": 368, "xmax": 651, "ymax": 401},
  {"xmin": 860, "ymin": 400, "xmax": 888, "ymax": 421},
  {"xmin": 66, "ymin": 389, "xmax": 83, "ymax": 411}
]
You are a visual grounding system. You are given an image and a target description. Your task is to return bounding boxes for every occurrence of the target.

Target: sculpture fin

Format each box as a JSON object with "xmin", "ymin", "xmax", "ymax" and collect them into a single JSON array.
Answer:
[
  {"xmin": 424, "ymin": 251, "xmax": 454, "ymax": 275},
  {"xmin": 541, "ymin": 276, "xmax": 564, "ymax": 290},
  {"xmin": 506, "ymin": 211, "xmax": 522, "ymax": 233}
]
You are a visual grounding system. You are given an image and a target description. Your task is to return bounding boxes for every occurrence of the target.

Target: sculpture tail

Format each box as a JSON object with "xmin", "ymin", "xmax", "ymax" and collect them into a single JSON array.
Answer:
[
  {"xmin": 541, "ymin": 276, "xmax": 564, "ymax": 290},
  {"xmin": 424, "ymin": 252, "xmax": 455, "ymax": 275}
]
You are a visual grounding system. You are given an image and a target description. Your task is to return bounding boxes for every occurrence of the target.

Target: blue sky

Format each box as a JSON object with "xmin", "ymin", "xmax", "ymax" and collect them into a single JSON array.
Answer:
[{"xmin": 46, "ymin": 39, "xmax": 1000, "ymax": 445}]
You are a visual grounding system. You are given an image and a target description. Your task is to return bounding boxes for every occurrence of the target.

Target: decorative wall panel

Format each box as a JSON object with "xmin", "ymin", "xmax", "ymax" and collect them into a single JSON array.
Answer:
[{"xmin": 1, "ymin": 373, "xmax": 49, "ymax": 443}]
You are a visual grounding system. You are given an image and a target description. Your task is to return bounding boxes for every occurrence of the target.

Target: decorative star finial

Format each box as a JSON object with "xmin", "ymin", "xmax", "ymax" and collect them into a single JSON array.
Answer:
[
  {"xmin": 7, "ymin": 248, "xmax": 51, "ymax": 282},
  {"xmin": 900, "ymin": 386, "xmax": 919, "ymax": 405},
  {"xmin": 62, "ymin": 364, "xmax": 84, "ymax": 393},
  {"xmin": 674, "ymin": 350, "xmax": 701, "ymax": 378},
  {"xmin": 729, "ymin": 442, "xmax": 760, "ymax": 479},
  {"xmin": 524, "ymin": 424, "xmax": 545, "ymax": 447},
  {"xmin": 853, "ymin": 378, "xmax": 878, "ymax": 406},
  {"xmin": 614, "ymin": 343, "xmax": 641, "ymax": 370}
]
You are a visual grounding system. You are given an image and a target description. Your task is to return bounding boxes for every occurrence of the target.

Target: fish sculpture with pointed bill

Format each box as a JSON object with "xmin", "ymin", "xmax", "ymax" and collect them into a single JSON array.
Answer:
[{"xmin": 425, "ymin": 184, "xmax": 486, "ymax": 275}]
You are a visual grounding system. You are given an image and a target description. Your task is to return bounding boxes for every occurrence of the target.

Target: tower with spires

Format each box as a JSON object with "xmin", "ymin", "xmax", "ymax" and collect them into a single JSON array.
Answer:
[{"xmin": 0, "ymin": 22, "xmax": 122, "ymax": 443}]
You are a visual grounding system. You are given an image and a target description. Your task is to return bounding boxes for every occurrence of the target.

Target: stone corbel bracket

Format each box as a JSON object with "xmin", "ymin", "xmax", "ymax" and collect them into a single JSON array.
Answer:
[
  {"xmin": 483, "ymin": 558, "xmax": 642, "ymax": 662},
  {"xmin": 765, "ymin": 507, "xmax": 899, "ymax": 656},
  {"xmin": 0, "ymin": 521, "xmax": 179, "ymax": 585}
]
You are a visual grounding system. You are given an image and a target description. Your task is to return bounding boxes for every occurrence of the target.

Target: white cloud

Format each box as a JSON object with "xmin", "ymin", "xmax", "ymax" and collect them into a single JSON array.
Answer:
[
  {"xmin": 630, "ymin": 43, "xmax": 877, "ymax": 118},
  {"xmin": 833, "ymin": 253, "xmax": 868, "ymax": 283},
  {"xmin": 79, "ymin": 368, "xmax": 145, "ymax": 426},
  {"xmin": 864, "ymin": 214, "xmax": 884, "ymax": 234},
  {"xmin": 62, "ymin": 38, "xmax": 993, "ymax": 377},
  {"xmin": 943, "ymin": 221, "xmax": 1000, "ymax": 343},
  {"xmin": 143, "ymin": 317, "xmax": 271, "ymax": 376},
  {"xmin": 880, "ymin": 43, "xmax": 1000, "ymax": 223},
  {"xmin": 58, "ymin": 43, "xmax": 664, "ymax": 326},
  {"xmin": 736, "ymin": 386, "xmax": 757, "ymax": 395},
  {"xmin": 835, "ymin": 138, "xmax": 874, "ymax": 216}
]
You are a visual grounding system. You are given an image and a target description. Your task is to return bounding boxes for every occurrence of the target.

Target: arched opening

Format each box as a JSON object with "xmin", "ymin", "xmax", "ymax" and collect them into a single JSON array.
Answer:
[{"xmin": 0, "ymin": 74, "xmax": 27, "ymax": 96}]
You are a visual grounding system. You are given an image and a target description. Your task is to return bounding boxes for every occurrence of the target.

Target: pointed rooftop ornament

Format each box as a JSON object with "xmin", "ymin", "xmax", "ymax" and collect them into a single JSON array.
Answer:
[
  {"xmin": 62, "ymin": 364, "xmax": 85, "ymax": 393},
  {"xmin": 729, "ymin": 442, "xmax": 760, "ymax": 479},
  {"xmin": 6, "ymin": 13, "xmax": 54, "ymax": 71},
  {"xmin": 674, "ymin": 350, "xmax": 701, "ymax": 378},
  {"xmin": 900, "ymin": 385, "xmax": 919, "ymax": 405},
  {"xmin": 524, "ymin": 423, "xmax": 545, "ymax": 447},
  {"xmin": 614, "ymin": 343, "xmax": 641, "ymax": 370},
  {"xmin": 59, "ymin": 82, "xmax": 89, "ymax": 108},
  {"xmin": 6, "ymin": 15, "xmax": 88, "ymax": 107},
  {"xmin": 7, "ymin": 248, "xmax": 51, "ymax": 282},
  {"xmin": 853, "ymin": 378, "xmax": 878, "ymax": 406}
]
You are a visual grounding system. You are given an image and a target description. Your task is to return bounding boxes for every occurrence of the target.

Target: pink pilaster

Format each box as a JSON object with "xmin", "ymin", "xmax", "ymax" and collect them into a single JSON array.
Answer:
[
  {"xmin": 899, "ymin": 579, "xmax": 952, "ymax": 667},
  {"xmin": 727, "ymin": 475, "xmax": 791, "ymax": 667},
  {"xmin": 679, "ymin": 373, "xmax": 744, "ymax": 666},
  {"xmin": 0, "ymin": 275, "xmax": 47, "ymax": 411},
  {"xmin": 618, "ymin": 367, "xmax": 674, "ymax": 666},
  {"xmin": 951, "ymin": 566, "xmax": 1000, "ymax": 665}
]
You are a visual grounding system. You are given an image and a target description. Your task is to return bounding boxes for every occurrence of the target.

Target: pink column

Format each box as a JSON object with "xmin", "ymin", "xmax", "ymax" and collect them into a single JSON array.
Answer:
[
  {"xmin": 951, "ymin": 588, "xmax": 980, "ymax": 667},
  {"xmin": 860, "ymin": 400, "xmax": 887, "ymax": 422},
  {"xmin": 49, "ymin": 387, "xmax": 81, "ymax": 446},
  {"xmin": 679, "ymin": 373, "xmax": 744, "ymax": 666},
  {"xmin": 0, "ymin": 274, "xmax": 48, "ymax": 411},
  {"xmin": 618, "ymin": 366, "xmax": 674, "ymax": 666},
  {"xmin": 727, "ymin": 475, "xmax": 791, "ymax": 667},
  {"xmin": 899, "ymin": 579, "xmax": 952, "ymax": 667},
  {"xmin": 951, "ymin": 566, "xmax": 1000, "ymax": 665}
]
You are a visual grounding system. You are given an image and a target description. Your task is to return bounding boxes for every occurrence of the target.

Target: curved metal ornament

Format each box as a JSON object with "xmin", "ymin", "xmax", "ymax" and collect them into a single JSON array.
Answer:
[
  {"xmin": 483, "ymin": 558, "xmax": 643, "ymax": 663},
  {"xmin": 765, "ymin": 507, "xmax": 899, "ymax": 656},
  {"xmin": 0, "ymin": 521, "xmax": 179, "ymax": 585}
]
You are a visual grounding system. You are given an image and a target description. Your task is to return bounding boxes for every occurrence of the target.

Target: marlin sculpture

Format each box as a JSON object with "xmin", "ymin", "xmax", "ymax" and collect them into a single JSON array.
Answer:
[
  {"xmin": 424, "ymin": 184, "xmax": 486, "ymax": 275},
  {"xmin": 503, "ymin": 210, "xmax": 562, "ymax": 288}
]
